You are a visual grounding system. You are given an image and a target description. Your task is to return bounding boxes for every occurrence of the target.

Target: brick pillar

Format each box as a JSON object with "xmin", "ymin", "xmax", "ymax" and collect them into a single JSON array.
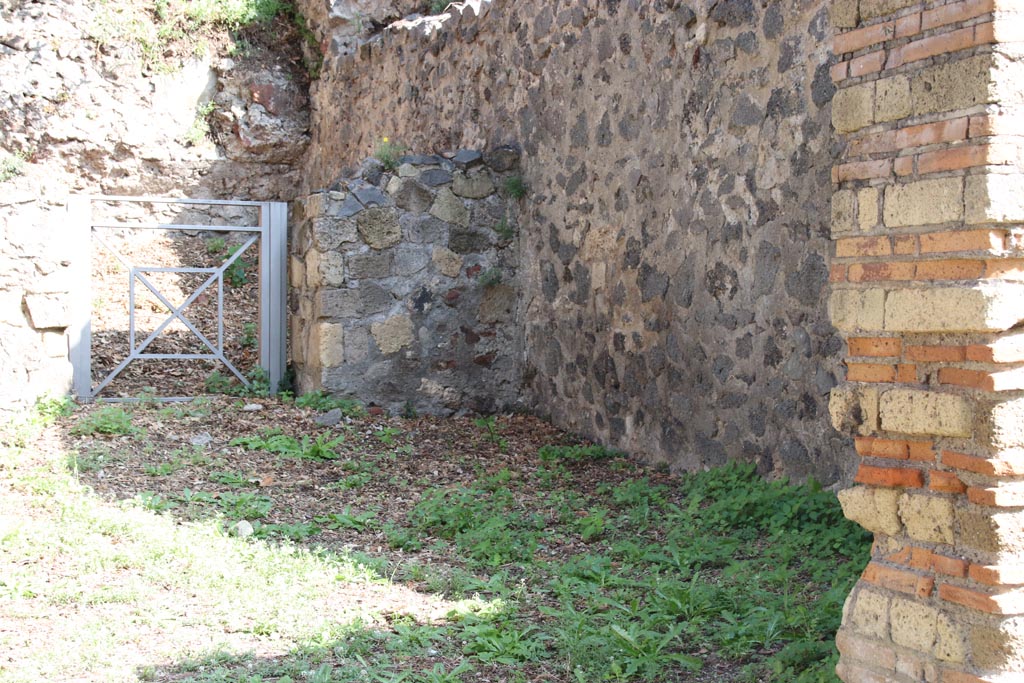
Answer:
[{"xmin": 828, "ymin": 1, "xmax": 1024, "ymax": 681}]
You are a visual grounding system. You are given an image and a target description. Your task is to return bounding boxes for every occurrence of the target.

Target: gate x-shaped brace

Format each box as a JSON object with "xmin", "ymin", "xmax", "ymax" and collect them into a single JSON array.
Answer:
[{"xmin": 90, "ymin": 231, "xmax": 258, "ymax": 397}]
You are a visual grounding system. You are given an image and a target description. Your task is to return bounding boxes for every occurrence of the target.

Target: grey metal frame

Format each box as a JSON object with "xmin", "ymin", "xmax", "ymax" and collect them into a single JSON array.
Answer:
[{"xmin": 69, "ymin": 195, "xmax": 288, "ymax": 401}]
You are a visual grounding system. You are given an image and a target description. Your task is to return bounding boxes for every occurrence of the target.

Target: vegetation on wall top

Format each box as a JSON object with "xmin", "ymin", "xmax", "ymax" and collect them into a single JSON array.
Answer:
[{"xmin": 88, "ymin": 0, "xmax": 319, "ymax": 77}]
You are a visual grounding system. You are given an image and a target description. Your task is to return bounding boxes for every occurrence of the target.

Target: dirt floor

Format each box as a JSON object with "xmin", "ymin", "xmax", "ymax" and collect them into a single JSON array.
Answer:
[{"xmin": 63, "ymin": 398, "xmax": 668, "ymax": 585}]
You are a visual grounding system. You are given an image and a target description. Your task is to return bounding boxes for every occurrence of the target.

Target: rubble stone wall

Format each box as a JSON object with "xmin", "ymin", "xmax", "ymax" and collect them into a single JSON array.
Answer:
[
  {"xmin": 290, "ymin": 150, "xmax": 523, "ymax": 415},
  {"xmin": 298, "ymin": 0, "xmax": 847, "ymax": 482},
  {"xmin": 827, "ymin": 0, "xmax": 1024, "ymax": 680}
]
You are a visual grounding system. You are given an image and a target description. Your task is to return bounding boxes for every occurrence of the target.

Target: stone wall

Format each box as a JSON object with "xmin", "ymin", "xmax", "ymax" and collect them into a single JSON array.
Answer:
[
  {"xmin": 0, "ymin": 194, "xmax": 76, "ymax": 411},
  {"xmin": 297, "ymin": 0, "xmax": 847, "ymax": 482},
  {"xmin": 290, "ymin": 149, "xmax": 523, "ymax": 415},
  {"xmin": 827, "ymin": 0, "xmax": 1024, "ymax": 680}
]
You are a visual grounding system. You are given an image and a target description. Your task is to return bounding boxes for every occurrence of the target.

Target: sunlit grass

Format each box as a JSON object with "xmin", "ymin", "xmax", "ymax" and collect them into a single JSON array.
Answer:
[{"xmin": 0, "ymin": 423, "xmax": 460, "ymax": 683}]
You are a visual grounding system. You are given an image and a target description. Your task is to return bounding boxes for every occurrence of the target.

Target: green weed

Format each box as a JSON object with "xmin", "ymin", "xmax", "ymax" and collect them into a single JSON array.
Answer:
[
  {"xmin": 71, "ymin": 406, "xmax": 141, "ymax": 437},
  {"xmin": 142, "ymin": 458, "xmax": 186, "ymax": 476},
  {"xmin": 134, "ymin": 491, "xmax": 178, "ymax": 513},
  {"xmin": 205, "ymin": 236, "xmax": 227, "ymax": 254},
  {"xmin": 230, "ymin": 429, "xmax": 344, "ymax": 460},
  {"xmin": 503, "ymin": 175, "xmax": 527, "ymax": 199},
  {"xmin": 477, "ymin": 267, "xmax": 502, "ymax": 288},
  {"xmin": 0, "ymin": 150, "xmax": 27, "ymax": 183},
  {"xmin": 537, "ymin": 443, "xmax": 623, "ymax": 463},
  {"xmin": 374, "ymin": 426, "xmax": 402, "ymax": 446},
  {"xmin": 204, "ymin": 367, "xmax": 269, "ymax": 397},
  {"xmin": 217, "ymin": 491, "xmax": 272, "ymax": 520},
  {"xmin": 295, "ymin": 390, "xmax": 366, "ymax": 416},
  {"xmin": 315, "ymin": 507, "xmax": 378, "ymax": 532},
  {"xmin": 183, "ymin": 101, "xmax": 216, "ymax": 146},
  {"xmin": 493, "ymin": 215, "xmax": 516, "ymax": 241},
  {"xmin": 209, "ymin": 470, "xmax": 252, "ymax": 487},
  {"xmin": 472, "ymin": 415, "xmax": 507, "ymax": 450},
  {"xmin": 240, "ymin": 322, "xmax": 258, "ymax": 349},
  {"xmin": 223, "ymin": 244, "xmax": 251, "ymax": 287}
]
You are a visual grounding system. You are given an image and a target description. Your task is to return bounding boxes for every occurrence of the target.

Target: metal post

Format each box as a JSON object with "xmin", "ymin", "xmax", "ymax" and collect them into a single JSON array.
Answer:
[
  {"xmin": 268, "ymin": 202, "xmax": 288, "ymax": 394},
  {"xmin": 257, "ymin": 202, "xmax": 287, "ymax": 394},
  {"xmin": 67, "ymin": 196, "xmax": 93, "ymax": 400}
]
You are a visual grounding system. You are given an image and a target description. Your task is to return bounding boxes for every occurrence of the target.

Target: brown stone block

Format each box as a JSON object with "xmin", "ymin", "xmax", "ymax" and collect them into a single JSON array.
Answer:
[
  {"xmin": 907, "ymin": 345, "xmax": 967, "ymax": 362},
  {"xmin": 944, "ymin": 450, "xmax": 1024, "ymax": 475},
  {"xmin": 837, "ymin": 236, "xmax": 893, "ymax": 258},
  {"xmin": 829, "ymin": 288, "xmax": 887, "ymax": 332},
  {"xmin": 970, "ymin": 563, "xmax": 1024, "ymax": 585},
  {"xmin": 835, "ymin": 21, "xmax": 896, "ymax": 54},
  {"xmin": 856, "ymin": 463, "xmax": 926, "ymax": 488},
  {"xmin": 915, "ymin": 259, "xmax": 986, "ymax": 281},
  {"xmin": 857, "ymin": 436, "xmax": 911, "ymax": 458},
  {"xmin": 836, "ymin": 630, "xmax": 898, "ymax": 672},
  {"xmin": 834, "ymin": 83, "xmax": 877, "ymax": 134},
  {"xmin": 968, "ymin": 483, "xmax": 1024, "ymax": 507},
  {"xmin": 920, "ymin": 229, "xmax": 1005, "ymax": 254},
  {"xmin": 940, "ymin": 583, "xmax": 1024, "ymax": 614},
  {"xmin": 849, "ymin": 362, "xmax": 899, "ymax": 382},
  {"xmin": 931, "ymin": 470, "xmax": 968, "ymax": 493},
  {"xmin": 850, "ymin": 336, "xmax": 903, "ymax": 357},
  {"xmin": 839, "ymin": 485, "xmax": 904, "ymax": 535},
  {"xmin": 987, "ymin": 259, "xmax": 1024, "ymax": 280},
  {"xmin": 956, "ymin": 506, "xmax": 1024, "ymax": 555},
  {"xmin": 883, "ymin": 285, "xmax": 1024, "ymax": 333},
  {"xmin": 863, "ymin": 561, "xmax": 934, "ymax": 594},
  {"xmin": 922, "ymin": 0, "xmax": 996, "ymax": 31},
  {"xmin": 848, "ymin": 261, "xmax": 916, "ymax": 282},
  {"xmin": 896, "ymin": 117, "xmax": 969, "ymax": 151},
  {"xmin": 967, "ymin": 174, "xmax": 1024, "ymax": 224}
]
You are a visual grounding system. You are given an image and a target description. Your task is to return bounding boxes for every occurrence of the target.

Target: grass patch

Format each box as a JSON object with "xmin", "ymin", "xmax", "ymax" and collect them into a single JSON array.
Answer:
[
  {"xmin": 0, "ymin": 150, "xmax": 27, "ymax": 183},
  {"xmin": 2, "ymin": 403, "xmax": 870, "ymax": 682}
]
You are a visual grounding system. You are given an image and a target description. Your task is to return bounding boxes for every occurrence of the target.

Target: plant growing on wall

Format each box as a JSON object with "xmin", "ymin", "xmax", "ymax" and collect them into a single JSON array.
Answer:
[
  {"xmin": 374, "ymin": 137, "xmax": 406, "ymax": 172},
  {"xmin": 503, "ymin": 175, "xmax": 527, "ymax": 200},
  {"xmin": 493, "ymin": 215, "xmax": 516, "ymax": 241},
  {"xmin": 478, "ymin": 268, "xmax": 503, "ymax": 288}
]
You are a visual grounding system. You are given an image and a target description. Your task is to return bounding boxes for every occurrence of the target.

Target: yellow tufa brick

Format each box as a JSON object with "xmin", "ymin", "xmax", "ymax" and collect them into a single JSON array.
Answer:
[
  {"xmin": 898, "ymin": 492, "xmax": 957, "ymax": 544},
  {"xmin": 839, "ymin": 485, "xmax": 904, "ymax": 536},
  {"xmin": 884, "ymin": 178, "xmax": 964, "ymax": 229},
  {"xmin": 880, "ymin": 389, "xmax": 973, "ymax": 437}
]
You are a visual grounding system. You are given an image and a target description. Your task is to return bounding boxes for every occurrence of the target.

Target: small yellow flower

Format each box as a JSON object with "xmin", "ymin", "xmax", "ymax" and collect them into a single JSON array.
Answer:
[{"xmin": 382, "ymin": 137, "xmax": 389, "ymax": 143}]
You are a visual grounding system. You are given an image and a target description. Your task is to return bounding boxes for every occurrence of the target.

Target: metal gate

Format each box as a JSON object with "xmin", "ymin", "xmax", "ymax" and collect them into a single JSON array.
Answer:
[{"xmin": 67, "ymin": 195, "xmax": 287, "ymax": 401}]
